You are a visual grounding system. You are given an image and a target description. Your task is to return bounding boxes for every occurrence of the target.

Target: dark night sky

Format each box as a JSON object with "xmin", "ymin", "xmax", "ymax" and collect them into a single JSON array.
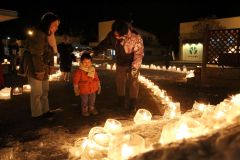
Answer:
[{"xmin": 1, "ymin": 0, "xmax": 240, "ymax": 49}]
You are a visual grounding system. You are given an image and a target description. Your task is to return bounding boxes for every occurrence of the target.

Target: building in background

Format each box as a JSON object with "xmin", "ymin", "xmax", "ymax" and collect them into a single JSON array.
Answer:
[{"xmin": 179, "ymin": 16, "xmax": 240, "ymax": 63}]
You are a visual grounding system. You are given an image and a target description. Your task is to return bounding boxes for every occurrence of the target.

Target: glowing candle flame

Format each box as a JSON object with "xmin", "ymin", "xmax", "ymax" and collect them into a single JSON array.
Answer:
[
  {"xmin": 121, "ymin": 144, "xmax": 133, "ymax": 159},
  {"xmin": 176, "ymin": 123, "xmax": 190, "ymax": 140}
]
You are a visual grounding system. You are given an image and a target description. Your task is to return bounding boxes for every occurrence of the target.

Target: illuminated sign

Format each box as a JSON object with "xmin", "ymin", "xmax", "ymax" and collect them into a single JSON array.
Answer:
[{"xmin": 182, "ymin": 43, "xmax": 203, "ymax": 61}]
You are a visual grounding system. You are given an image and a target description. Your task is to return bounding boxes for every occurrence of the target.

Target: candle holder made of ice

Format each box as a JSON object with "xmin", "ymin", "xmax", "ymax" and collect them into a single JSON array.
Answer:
[
  {"xmin": 163, "ymin": 102, "xmax": 181, "ymax": 119},
  {"xmin": 104, "ymin": 119, "xmax": 122, "ymax": 134},
  {"xmin": 159, "ymin": 116, "xmax": 207, "ymax": 145},
  {"xmin": 192, "ymin": 101, "xmax": 207, "ymax": 112},
  {"xmin": 0, "ymin": 87, "xmax": 11, "ymax": 100},
  {"xmin": 2, "ymin": 59, "xmax": 10, "ymax": 64},
  {"xmin": 23, "ymin": 84, "xmax": 31, "ymax": 92},
  {"xmin": 12, "ymin": 87, "xmax": 23, "ymax": 95},
  {"xmin": 68, "ymin": 137, "xmax": 89, "ymax": 158},
  {"xmin": 88, "ymin": 127, "xmax": 111, "ymax": 150},
  {"xmin": 106, "ymin": 64, "xmax": 111, "ymax": 70},
  {"xmin": 108, "ymin": 134, "xmax": 145, "ymax": 160},
  {"xmin": 134, "ymin": 109, "xmax": 152, "ymax": 124},
  {"xmin": 161, "ymin": 96, "xmax": 172, "ymax": 105}
]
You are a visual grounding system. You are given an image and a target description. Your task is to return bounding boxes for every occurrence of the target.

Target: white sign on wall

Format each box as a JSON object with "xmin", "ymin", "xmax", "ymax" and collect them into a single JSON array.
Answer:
[{"xmin": 182, "ymin": 43, "xmax": 203, "ymax": 61}]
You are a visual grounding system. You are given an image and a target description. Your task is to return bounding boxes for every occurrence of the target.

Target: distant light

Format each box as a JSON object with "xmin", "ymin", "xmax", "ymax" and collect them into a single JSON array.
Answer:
[
  {"xmin": 7, "ymin": 37, "xmax": 11, "ymax": 40},
  {"xmin": 75, "ymin": 46, "xmax": 78, "ymax": 49},
  {"xmin": 27, "ymin": 30, "xmax": 34, "ymax": 36}
]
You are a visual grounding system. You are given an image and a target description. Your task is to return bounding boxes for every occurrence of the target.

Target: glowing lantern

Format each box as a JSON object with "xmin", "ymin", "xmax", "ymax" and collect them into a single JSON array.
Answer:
[
  {"xmin": 2, "ymin": 59, "xmax": 10, "ymax": 64},
  {"xmin": 88, "ymin": 127, "xmax": 110, "ymax": 149},
  {"xmin": 0, "ymin": 87, "xmax": 11, "ymax": 100},
  {"xmin": 23, "ymin": 84, "xmax": 31, "ymax": 93},
  {"xmin": 54, "ymin": 56, "xmax": 58, "ymax": 66},
  {"xmin": 163, "ymin": 102, "xmax": 181, "ymax": 119},
  {"xmin": 106, "ymin": 64, "xmax": 111, "ymax": 70},
  {"xmin": 16, "ymin": 65, "xmax": 20, "ymax": 71},
  {"xmin": 104, "ymin": 119, "xmax": 122, "ymax": 134},
  {"xmin": 193, "ymin": 101, "xmax": 207, "ymax": 112},
  {"xmin": 134, "ymin": 109, "xmax": 152, "ymax": 124},
  {"xmin": 12, "ymin": 87, "xmax": 23, "ymax": 95},
  {"xmin": 108, "ymin": 134, "xmax": 145, "ymax": 160}
]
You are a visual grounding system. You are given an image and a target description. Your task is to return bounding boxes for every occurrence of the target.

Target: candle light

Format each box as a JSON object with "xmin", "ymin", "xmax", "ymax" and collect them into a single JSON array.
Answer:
[
  {"xmin": 106, "ymin": 64, "xmax": 111, "ymax": 70},
  {"xmin": 12, "ymin": 87, "xmax": 23, "ymax": 95},
  {"xmin": 23, "ymin": 84, "xmax": 31, "ymax": 93},
  {"xmin": 93, "ymin": 133, "xmax": 110, "ymax": 147},
  {"xmin": 16, "ymin": 65, "xmax": 20, "ymax": 71},
  {"xmin": 104, "ymin": 119, "xmax": 122, "ymax": 134},
  {"xmin": 88, "ymin": 127, "xmax": 110, "ymax": 149},
  {"xmin": 108, "ymin": 134, "xmax": 145, "ymax": 160},
  {"xmin": 134, "ymin": 109, "xmax": 152, "ymax": 124},
  {"xmin": 0, "ymin": 87, "xmax": 11, "ymax": 100},
  {"xmin": 175, "ymin": 123, "xmax": 190, "ymax": 140},
  {"xmin": 54, "ymin": 56, "xmax": 57, "ymax": 65}
]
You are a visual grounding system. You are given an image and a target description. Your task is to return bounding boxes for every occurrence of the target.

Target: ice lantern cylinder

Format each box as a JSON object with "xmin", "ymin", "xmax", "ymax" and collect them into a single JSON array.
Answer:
[
  {"xmin": 12, "ymin": 87, "xmax": 23, "ymax": 95},
  {"xmin": 104, "ymin": 119, "xmax": 122, "ymax": 134},
  {"xmin": 108, "ymin": 134, "xmax": 145, "ymax": 160},
  {"xmin": 134, "ymin": 109, "xmax": 152, "ymax": 124},
  {"xmin": 23, "ymin": 84, "xmax": 31, "ymax": 92},
  {"xmin": 88, "ymin": 127, "xmax": 111, "ymax": 149},
  {"xmin": 0, "ymin": 87, "xmax": 11, "ymax": 100}
]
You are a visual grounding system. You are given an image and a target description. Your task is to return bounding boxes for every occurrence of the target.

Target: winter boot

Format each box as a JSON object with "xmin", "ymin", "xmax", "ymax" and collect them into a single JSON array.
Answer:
[
  {"xmin": 82, "ymin": 106, "xmax": 89, "ymax": 117},
  {"xmin": 89, "ymin": 107, "xmax": 98, "ymax": 115}
]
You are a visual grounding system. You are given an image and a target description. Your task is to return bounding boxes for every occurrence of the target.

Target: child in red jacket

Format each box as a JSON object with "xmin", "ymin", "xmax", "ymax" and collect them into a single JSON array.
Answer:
[{"xmin": 73, "ymin": 52, "xmax": 100, "ymax": 116}]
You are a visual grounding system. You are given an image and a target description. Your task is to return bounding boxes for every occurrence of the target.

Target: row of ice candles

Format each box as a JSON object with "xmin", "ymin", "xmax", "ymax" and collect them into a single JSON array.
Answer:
[
  {"xmin": 0, "ymin": 85, "xmax": 31, "ymax": 100},
  {"xmin": 96, "ymin": 63, "xmax": 189, "ymax": 73},
  {"xmin": 141, "ymin": 64, "xmax": 189, "ymax": 73},
  {"xmin": 69, "ymin": 75, "xmax": 240, "ymax": 160},
  {"xmin": 102, "ymin": 63, "xmax": 195, "ymax": 78}
]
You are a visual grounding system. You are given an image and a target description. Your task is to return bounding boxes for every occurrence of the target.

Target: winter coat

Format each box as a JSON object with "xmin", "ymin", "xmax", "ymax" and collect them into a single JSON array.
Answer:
[
  {"xmin": 25, "ymin": 28, "xmax": 54, "ymax": 80},
  {"xmin": 93, "ymin": 31, "xmax": 144, "ymax": 69},
  {"xmin": 72, "ymin": 69, "xmax": 99, "ymax": 95}
]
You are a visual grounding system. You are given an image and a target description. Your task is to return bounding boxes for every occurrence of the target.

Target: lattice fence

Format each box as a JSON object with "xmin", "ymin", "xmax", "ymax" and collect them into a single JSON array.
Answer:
[{"xmin": 206, "ymin": 29, "xmax": 240, "ymax": 67}]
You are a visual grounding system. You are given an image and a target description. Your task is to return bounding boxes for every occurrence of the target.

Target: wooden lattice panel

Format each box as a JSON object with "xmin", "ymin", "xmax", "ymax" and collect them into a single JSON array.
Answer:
[{"xmin": 206, "ymin": 29, "xmax": 240, "ymax": 66}]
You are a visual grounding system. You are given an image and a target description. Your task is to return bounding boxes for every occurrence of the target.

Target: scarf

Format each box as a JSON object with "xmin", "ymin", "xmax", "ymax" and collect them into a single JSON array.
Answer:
[{"xmin": 79, "ymin": 63, "xmax": 95, "ymax": 78}]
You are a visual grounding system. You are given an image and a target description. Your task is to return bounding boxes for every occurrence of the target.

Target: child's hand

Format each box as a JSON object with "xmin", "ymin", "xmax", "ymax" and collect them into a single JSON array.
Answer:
[
  {"xmin": 74, "ymin": 85, "xmax": 80, "ymax": 96},
  {"xmin": 97, "ymin": 83, "xmax": 101, "ymax": 95},
  {"xmin": 75, "ymin": 92, "xmax": 80, "ymax": 96}
]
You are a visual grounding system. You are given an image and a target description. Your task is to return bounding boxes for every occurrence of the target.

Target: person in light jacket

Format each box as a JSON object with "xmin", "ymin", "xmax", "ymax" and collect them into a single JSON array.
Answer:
[{"xmin": 93, "ymin": 20, "xmax": 144, "ymax": 112}]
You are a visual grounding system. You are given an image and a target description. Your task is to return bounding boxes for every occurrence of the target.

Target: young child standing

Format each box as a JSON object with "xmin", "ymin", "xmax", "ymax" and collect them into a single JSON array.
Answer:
[{"xmin": 73, "ymin": 52, "xmax": 100, "ymax": 116}]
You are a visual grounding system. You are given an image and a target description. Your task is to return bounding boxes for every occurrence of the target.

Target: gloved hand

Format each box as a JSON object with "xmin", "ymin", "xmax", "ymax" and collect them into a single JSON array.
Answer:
[
  {"xmin": 131, "ymin": 67, "xmax": 139, "ymax": 78},
  {"xmin": 35, "ymin": 72, "xmax": 45, "ymax": 80},
  {"xmin": 97, "ymin": 83, "xmax": 101, "ymax": 95},
  {"xmin": 74, "ymin": 85, "xmax": 80, "ymax": 96}
]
